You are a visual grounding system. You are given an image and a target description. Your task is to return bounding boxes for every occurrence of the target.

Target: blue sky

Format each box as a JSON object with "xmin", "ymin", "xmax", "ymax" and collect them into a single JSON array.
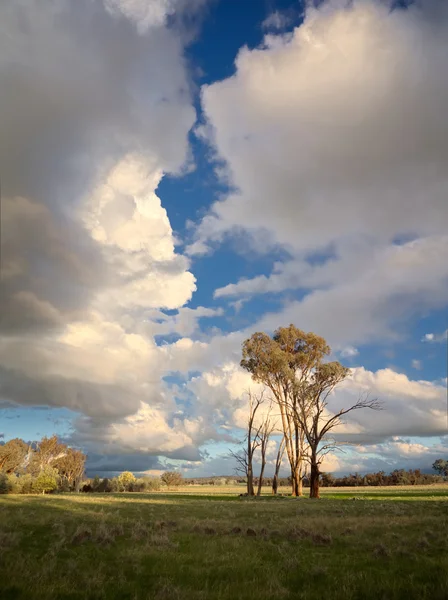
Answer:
[{"xmin": 1, "ymin": 0, "xmax": 447, "ymax": 478}]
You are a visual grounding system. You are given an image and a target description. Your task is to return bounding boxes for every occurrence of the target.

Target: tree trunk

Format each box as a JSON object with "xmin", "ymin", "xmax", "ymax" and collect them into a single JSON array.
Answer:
[
  {"xmin": 257, "ymin": 459, "xmax": 266, "ymax": 496},
  {"xmin": 247, "ymin": 464, "xmax": 255, "ymax": 496},
  {"xmin": 309, "ymin": 461, "xmax": 320, "ymax": 499},
  {"xmin": 272, "ymin": 473, "xmax": 279, "ymax": 495},
  {"xmin": 291, "ymin": 468, "xmax": 299, "ymax": 496},
  {"xmin": 290, "ymin": 460, "xmax": 304, "ymax": 497}
]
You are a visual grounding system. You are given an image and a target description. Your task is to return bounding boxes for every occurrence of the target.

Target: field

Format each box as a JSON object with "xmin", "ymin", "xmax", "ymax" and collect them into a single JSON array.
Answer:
[{"xmin": 1, "ymin": 486, "xmax": 447, "ymax": 600}]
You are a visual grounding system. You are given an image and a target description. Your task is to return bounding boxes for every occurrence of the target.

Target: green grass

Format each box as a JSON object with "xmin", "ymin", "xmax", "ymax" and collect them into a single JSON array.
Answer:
[{"xmin": 1, "ymin": 487, "xmax": 447, "ymax": 600}]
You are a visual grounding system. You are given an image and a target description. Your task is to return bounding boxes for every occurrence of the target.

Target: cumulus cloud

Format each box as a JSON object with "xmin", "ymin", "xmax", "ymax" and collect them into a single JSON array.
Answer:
[
  {"xmin": 0, "ymin": 0, "xmax": 205, "ymax": 461},
  {"xmin": 192, "ymin": 0, "xmax": 448, "ymax": 256},
  {"xmin": 176, "ymin": 360, "xmax": 447, "ymax": 446},
  {"xmin": 422, "ymin": 330, "xmax": 448, "ymax": 343},
  {"xmin": 253, "ymin": 236, "xmax": 448, "ymax": 347}
]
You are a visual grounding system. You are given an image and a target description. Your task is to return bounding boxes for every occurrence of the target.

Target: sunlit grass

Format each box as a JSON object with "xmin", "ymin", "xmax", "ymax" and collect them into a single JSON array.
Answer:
[{"xmin": 1, "ymin": 487, "xmax": 447, "ymax": 599}]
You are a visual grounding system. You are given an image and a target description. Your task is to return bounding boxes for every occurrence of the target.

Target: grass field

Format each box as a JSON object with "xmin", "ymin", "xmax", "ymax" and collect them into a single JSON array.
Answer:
[{"xmin": 1, "ymin": 486, "xmax": 447, "ymax": 600}]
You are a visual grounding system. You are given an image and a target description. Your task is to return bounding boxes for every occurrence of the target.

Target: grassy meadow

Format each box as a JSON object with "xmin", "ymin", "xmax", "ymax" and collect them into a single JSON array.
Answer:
[{"xmin": 1, "ymin": 485, "xmax": 447, "ymax": 600}]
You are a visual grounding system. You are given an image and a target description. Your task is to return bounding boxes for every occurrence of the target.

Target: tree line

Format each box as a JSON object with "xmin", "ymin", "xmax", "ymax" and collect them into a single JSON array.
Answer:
[
  {"xmin": 81, "ymin": 470, "xmax": 182, "ymax": 493},
  {"xmin": 0, "ymin": 435, "xmax": 86, "ymax": 494}
]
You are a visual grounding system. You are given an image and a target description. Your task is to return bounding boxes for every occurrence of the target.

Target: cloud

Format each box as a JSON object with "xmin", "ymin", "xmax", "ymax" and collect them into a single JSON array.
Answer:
[
  {"xmin": 261, "ymin": 10, "xmax": 293, "ymax": 31},
  {"xmin": 246, "ymin": 236, "xmax": 448, "ymax": 348},
  {"xmin": 192, "ymin": 0, "xmax": 448, "ymax": 257},
  {"xmin": 422, "ymin": 330, "xmax": 448, "ymax": 343},
  {"xmin": 103, "ymin": 0, "xmax": 178, "ymax": 32},
  {"xmin": 103, "ymin": 0, "xmax": 209, "ymax": 34},
  {"xmin": 340, "ymin": 346, "xmax": 359, "ymax": 359},
  {"xmin": 0, "ymin": 0, "xmax": 207, "ymax": 461},
  {"xmin": 412, "ymin": 359, "xmax": 422, "ymax": 370},
  {"xmin": 331, "ymin": 367, "xmax": 447, "ymax": 443}
]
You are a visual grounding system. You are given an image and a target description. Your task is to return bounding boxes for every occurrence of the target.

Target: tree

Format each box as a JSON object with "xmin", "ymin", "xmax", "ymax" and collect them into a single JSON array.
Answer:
[
  {"xmin": 230, "ymin": 390, "xmax": 266, "ymax": 496},
  {"xmin": 161, "ymin": 471, "xmax": 182, "ymax": 489},
  {"xmin": 242, "ymin": 325, "xmax": 381, "ymax": 499},
  {"xmin": 0, "ymin": 438, "xmax": 30, "ymax": 474},
  {"xmin": 242, "ymin": 326, "xmax": 330, "ymax": 496},
  {"xmin": 432, "ymin": 459, "xmax": 448, "ymax": 477},
  {"xmin": 53, "ymin": 448, "xmax": 86, "ymax": 491},
  {"xmin": 117, "ymin": 471, "xmax": 136, "ymax": 491},
  {"xmin": 256, "ymin": 401, "xmax": 277, "ymax": 496},
  {"xmin": 292, "ymin": 364, "xmax": 381, "ymax": 498},
  {"xmin": 33, "ymin": 466, "xmax": 58, "ymax": 494},
  {"xmin": 272, "ymin": 436, "xmax": 285, "ymax": 495},
  {"xmin": 28, "ymin": 435, "xmax": 67, "ymax": 475}
]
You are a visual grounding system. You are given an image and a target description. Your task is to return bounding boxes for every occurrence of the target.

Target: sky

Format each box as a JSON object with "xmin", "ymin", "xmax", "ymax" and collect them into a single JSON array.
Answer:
[{"xmin": 1, "ymin": 0, "xmax": 447, "ymax": 478}]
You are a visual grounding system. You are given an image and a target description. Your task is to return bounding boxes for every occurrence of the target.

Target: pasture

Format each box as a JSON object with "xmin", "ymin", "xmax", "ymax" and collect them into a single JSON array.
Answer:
[{"xmin": 1, "ymin": 485, "xmax": 447, "ymax": 600}]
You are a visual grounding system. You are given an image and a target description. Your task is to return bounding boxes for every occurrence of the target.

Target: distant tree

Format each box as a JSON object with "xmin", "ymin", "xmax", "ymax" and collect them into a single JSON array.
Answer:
[
  {"xmin": 28, "ymin": 435, "xmax": 67, "ymax": 475},
  {"xmin": 117, "ymin": 471, "xmax": 136, "ymax": 491},
  {"xmin": 53, "ymin": 448, "xmax": 86, "ymax": 491},
  {"xmin": 161, "ymin": 471, "xmax": 182, "ymax": 489},
  {"xmin": 0, "ymin": 438, "xmax": 30, "ymax": 474},
  {"xmin": 143, "ymin": 477, "xmax": 161, "ymax": 492},
  {"xmin": 33, "ymin": 466, "xmax": 58, "ymax": 494},
  {"xmin": 320, "ymin": 472, "xmax": 335, "ymax": 487},
  {"xmin": 92, "ymin": 475, "xmax": 101, "ymax": 491},
  {"xmin": 432, "ymin": 459, "xmax": 448, "ymax": 477}
]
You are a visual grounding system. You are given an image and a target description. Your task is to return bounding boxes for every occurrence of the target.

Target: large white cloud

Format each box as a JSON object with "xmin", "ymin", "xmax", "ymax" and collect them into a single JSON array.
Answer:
[
  {"xmin": 191, "ymin": 0, "xmax": 448, "ymax": 256},
  {"xmin": 0, "ymin": 0, "xmax": 203, "ymax": 457},
  {"xmin": 188, "ymin": 0, "xmax": 448, "ymax": 351}
]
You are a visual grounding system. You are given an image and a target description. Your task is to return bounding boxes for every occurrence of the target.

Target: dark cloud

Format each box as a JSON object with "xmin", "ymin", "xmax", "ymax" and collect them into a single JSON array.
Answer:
[
  {"xmin": 0, "ymin": 0, "xmax": 195, "ymax": 336},
  {"xmin": 0, "ymin": 366, "xmax": 141, "ymax": 419}
]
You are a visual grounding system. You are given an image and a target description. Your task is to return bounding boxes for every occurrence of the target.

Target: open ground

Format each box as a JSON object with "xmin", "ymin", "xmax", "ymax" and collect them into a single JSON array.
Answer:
[{"xmin": 1, "ymin": 485, "xmax": 447, "ymax": 600}]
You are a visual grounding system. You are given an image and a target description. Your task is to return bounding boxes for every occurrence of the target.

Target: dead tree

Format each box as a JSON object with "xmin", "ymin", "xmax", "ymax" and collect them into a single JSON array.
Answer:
[
  {"xmin": 272, "ymin": 436, "xmax": 286, "ymax": 495},
  {"xmin": 230, "ymin": 389, "xmax": 265, "ymax": 496}
]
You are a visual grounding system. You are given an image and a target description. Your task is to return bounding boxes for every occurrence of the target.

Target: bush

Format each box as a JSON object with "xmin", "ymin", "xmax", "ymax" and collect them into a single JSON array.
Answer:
[
  {"xmin": 33, "ymin": 467, "xmax": 58, "ymax": 494},
  {"xmin": 144, "ymin": 477, "xmax": 161, "ymax": 492},
  {"xmin": 97, "ymin": 477, "xmax": 113, "ymax": 493},
  {"xmin": 18, "ymin": 474, "xmax": 34, "ymax": 494},
  {"xmin": 0, "ymin": 473, "xmax": 9, "ymax": 494}
]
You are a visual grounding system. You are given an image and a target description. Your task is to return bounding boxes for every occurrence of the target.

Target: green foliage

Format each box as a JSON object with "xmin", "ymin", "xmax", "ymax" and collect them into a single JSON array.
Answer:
[
  {"xmin": 0, "ymin": 473, "xmax": 8, "ymax": 494},
  {"xmin": 433, "ymin": 459, "xmax": 448, "ymax": 476},
  {"xmin": 32, "ymin": 467, "xmax": 58, "ymax": 494},
  {"xmin": 116, "ymin": 471, "xmax": 137, "ymax": 492},
  {"xmin": 161, "ymin": 471, "xmax": 183, "ymax": 488}
]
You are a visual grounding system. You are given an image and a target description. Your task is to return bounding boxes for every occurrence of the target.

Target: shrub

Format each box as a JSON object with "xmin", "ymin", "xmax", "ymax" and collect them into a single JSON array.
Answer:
[
  {"xmin": 33, "ymin": 467, "xmax": 58, "ymax": 494},
  {"xmin": 144, "ymin": 477, "xmax": 161, "ymax": 492},
  {"xmin": 0, "ymin": 473, "xmax": 9, "ymax": 494},
  {"xmin": 97, "ymin": 477, "xmax": 113, "ymax": 493},
  {"xmin": 18, "ymin": 474, "xmax": 34, "ymax": 494}
]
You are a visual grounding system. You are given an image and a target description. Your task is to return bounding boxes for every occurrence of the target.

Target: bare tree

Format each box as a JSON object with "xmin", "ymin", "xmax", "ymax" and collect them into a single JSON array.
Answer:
[
  {"xmin": 272, "ymin": 436, "xmax": 285, "ymax": 495},
  {"xmin": 256, "ymin": 402, "xmax": 277, "ymax": 496},
  {"xmin": 230, "ymin": 389, "xmax": 266, "ymax": 496},
  {"xmin": 292, "ymin": 362, "xmax": 383, "ymax": 498}
]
